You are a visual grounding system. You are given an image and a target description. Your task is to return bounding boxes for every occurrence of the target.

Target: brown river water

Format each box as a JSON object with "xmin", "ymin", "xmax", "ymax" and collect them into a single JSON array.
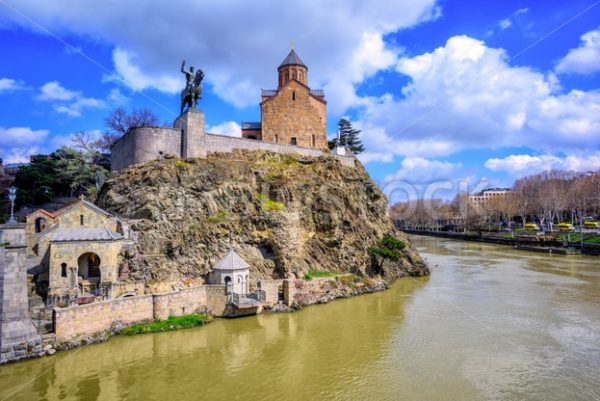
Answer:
[{"xmin": 0, "ymin": 236, "xmax": 599, "ymax": 401}]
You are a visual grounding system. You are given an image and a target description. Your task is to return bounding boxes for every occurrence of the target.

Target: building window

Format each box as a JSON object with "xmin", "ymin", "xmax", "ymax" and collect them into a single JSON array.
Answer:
[
  {"xmin": 35, "ymin": 217, "xmax": 47, "ymax": 233},
  {"xmin": 61, "ymin": 263, "xmax": 67, "ymax": 278},
  {"xmin": 292, "ymin": 91, "xmax": 296, "ymax": 101},
  {"xmin": 311, "ymin": 135, "xmax": 315, "ymax": 147},
  {"xmin": 80, "ymin": 214, "xmax": 84, "ymax": 226},
  {"xmin": 275, "ymin": 135, "xmax": 279, "ymax": 144},
  {"xmin": 291, "ymin": 137, "xmax": 297, "ymax": 146}
]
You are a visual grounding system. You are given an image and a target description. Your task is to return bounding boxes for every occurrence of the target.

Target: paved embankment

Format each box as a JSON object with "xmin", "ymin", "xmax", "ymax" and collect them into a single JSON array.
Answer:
[{"xmin": 402, "ymin": 229, "xmax": 600, "ymax": 256}]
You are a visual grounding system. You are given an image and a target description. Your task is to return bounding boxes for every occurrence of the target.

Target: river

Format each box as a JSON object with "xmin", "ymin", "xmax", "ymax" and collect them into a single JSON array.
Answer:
[{"xmin": 0, "ymin": 236, "xmax": 599, "ymax": 401}]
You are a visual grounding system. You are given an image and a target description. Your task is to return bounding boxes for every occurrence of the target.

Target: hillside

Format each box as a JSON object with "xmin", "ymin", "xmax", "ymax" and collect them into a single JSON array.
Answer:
[{"xmin": 97, "ymin": 151, "xmax": 429, "ymax": 284}]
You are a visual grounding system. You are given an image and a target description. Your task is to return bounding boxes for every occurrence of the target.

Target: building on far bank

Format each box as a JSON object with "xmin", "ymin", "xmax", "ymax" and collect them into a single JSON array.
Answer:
[{"xmin": 469, "ymin": 188, "xmax": 513, "ymax": 210}]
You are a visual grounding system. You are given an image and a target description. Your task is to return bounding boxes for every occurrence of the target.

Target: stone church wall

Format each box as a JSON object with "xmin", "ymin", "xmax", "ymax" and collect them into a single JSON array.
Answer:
[{"xmin": 261, "ymin": 80, "xmax": 327, "ymax": 149}]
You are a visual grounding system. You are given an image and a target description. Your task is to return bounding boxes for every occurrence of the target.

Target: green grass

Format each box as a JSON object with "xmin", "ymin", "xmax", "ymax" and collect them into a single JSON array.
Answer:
[
  {"xmin": 303, "ymin": 271, "xmax": 337, "ymax": 280},
  {"xmin": 205, "ymin": 210, "xmax": 229, "ymax": 224},
  {"xmin": 558, "ymin": 233, "xmax": 600, "ymax": 244},
  {"xmin": 120, "ymin": 314, "xmax": 213, "ymax": 336},
  {"xmin": 257, "ymin": 193, "xmax": 285, "ymax": 211}
]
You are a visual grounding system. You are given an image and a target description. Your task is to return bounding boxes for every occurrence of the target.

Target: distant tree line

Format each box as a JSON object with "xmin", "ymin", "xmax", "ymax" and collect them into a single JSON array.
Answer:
[{"xmin": 392, "ymin": 170, "xmax": 600, "ymax": 232}]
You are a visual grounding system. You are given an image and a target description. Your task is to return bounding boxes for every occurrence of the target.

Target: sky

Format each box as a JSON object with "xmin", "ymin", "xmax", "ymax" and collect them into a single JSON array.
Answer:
[{"xmin": 0, "ymin": 0, "xmax": 599, "ymax": 203}]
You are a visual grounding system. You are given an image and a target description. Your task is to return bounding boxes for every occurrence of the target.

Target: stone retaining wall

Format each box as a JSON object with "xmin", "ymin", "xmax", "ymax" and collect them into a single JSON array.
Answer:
[
  {"xmin": 53, "ymin": 285, "xmax": 229, "ymax": 342},
  {"xmin": 258, "ymin": 280, "xmax": 283, "ymax": 307},
  {"xmin": 54, "ymin": 295, "xmax": 154, "ymax": 341}
]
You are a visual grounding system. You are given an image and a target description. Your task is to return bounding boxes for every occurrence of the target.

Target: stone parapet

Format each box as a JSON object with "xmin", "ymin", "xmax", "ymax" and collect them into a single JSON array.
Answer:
[{"xmin": 54, "ymin": 285, "xmax": 229, "ymax": 343}]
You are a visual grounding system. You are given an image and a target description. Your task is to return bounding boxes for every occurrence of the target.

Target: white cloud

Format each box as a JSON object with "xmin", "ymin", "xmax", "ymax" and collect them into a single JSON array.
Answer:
[
  {"xmin": 355, "ymin": 35, "xmax": 600, "ymax": 163},
  {"xmin": 1, "ymin": 0, "xmax": 440, "ymax": 111},
  {"xmin": 37, "ymin": 81, "xmax": 105, "ymax": 117},
  {"xmin": 38, "ymin": 81, "xmax": 78, "ymax": 101},
  {"xmin": 498, "ymin": 19, "xmax": 512, "ymax": 30},
  {"xmin": 496, "ymin": 8, "xmax": 528, "ymax": 32},
  {"xmin": 0, "ymin": 127, "xmax": 49, "ymax": 163},
  {"xmin": 556, "ymin": 27, "xmax": 600, "ymax": 75},
  {"xmin": 385, "ymin": 157, "xmax": 463, "ymax": 184},
  {"xmin": 485, "ymin": 153, "xmax": 600, "ymax": 176},
  {"xmin": 207, "ymin": 121, "xmax": 241, "ymax": 137},
  {"xmin": 110, "ymin": 47, "xmax": 181, "ymax": 93},
  {"xmin": 0, "ymin": 78, "xmax": 25, "ymax": 93}
]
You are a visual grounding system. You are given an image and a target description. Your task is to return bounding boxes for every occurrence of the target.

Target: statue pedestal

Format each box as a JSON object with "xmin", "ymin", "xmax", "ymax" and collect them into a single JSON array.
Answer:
[{"xmin": 174, "ymin": 108, "xmax": 206, "ymax": 159}]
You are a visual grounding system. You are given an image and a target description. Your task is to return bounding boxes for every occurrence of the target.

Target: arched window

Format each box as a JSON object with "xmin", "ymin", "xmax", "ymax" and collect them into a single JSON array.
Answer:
[
  {"xmin": 35, "ymin": 217, "xmax": 46, "ymax": 233},
  {"xmin": 80, "ymin": 214, "xmax": 84, "ymax": 226},
  {"xmin": 238, "ymin": 277, "xmax": 241, "ymax": 283},
  {"xmin": 61, "ymin": 263, "xmax": 67, "ymax": 278},
  {"xmin": 292, "ymin": 91, "xmax": 296, "ymax": 101}
]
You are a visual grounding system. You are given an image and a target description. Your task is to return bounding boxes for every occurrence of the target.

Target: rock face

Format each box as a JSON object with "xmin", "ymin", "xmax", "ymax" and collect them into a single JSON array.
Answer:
[{"xmin": 97, "ymin": 151, "xmax": 428, "ymax": 285}]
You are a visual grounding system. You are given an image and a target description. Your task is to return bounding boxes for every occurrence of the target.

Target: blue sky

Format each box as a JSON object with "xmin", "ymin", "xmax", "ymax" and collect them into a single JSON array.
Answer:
[{"xmin": 0, "ymin": 0, "xmax": 599, "ymax": 202}]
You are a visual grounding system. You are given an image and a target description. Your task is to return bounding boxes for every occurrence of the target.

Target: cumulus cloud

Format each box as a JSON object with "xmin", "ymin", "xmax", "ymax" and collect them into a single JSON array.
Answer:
[
  {"xmin": 385, "ymin": 157, "xmax": 463, "ymax": 183},
  {"xmin": 381, "ymin": 157, "xmax": 470, "ymax": 202},
  {"xmin": 485, "ymin": 153, "xmax": 600, "ymax": 176},
  {"xmin": 1, "ymin": 0, "xmax": 440, "ymax": 111},
  {"xmin": 556, "ymin": 27, "xmax": 600, "ymax": 75},
  {"xmin": 0, "ymin": 127, "xmax": 92, "ymax": 163},
  {"xmin": 37, "ymin": 81, "xmax": 105, "ymax": 117},
  {"xmin": 355, "ymin": 35, "xmax": 600, "ymax": 163},
  {"xmin": 0, "ymin": 78, "xmax": 26, "ymax": 93},
  {"xmin": 38, "ymin": 81, "xmax": 78, "ymax": 101},
  {"xmin": 207, "ymin": 121, "xmax": 241, "ymax": 137},
  {"xmin": 0, "ymin": 127, "xmax": 49, "ymax": 163}
]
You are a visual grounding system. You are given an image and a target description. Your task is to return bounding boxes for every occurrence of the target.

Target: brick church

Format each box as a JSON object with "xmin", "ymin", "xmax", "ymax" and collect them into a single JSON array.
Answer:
[{"xmin": 241, "ymin": 49, "xmax": 327, "ymax": 150}]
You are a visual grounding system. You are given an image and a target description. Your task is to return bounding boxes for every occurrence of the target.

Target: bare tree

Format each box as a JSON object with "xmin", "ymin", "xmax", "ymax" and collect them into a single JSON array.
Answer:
[{"xmin": 100, "ymin": 107, "xmax": 160, "ymax": 152}]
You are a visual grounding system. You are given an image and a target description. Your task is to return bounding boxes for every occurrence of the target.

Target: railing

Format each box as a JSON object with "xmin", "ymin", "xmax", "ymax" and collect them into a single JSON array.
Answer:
[
  {"xmin": 310, "ymin": 89, "xmax": 325, "ymax": 97},
  {"xmin": 231, "ymin": 291, "xmax": 266, "ymax": 306}
]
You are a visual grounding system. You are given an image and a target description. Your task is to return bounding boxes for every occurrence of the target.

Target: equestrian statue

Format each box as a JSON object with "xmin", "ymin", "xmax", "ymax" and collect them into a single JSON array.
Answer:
[{"xmin": 180, "ymin": 60, "xmax": 204, "ymax": 114}]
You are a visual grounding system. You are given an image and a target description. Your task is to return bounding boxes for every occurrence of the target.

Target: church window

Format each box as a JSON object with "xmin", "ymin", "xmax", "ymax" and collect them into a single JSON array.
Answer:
[
  {"xmin": 292, "ymin": 91, "xmax": 296, "ymax": 101},
  {"xmin": 312, "ymin": 135, "xmax": 315, "ymax": 147},
  {"xmin": 80, "ymin": 214, "xmax": 84, "ymax": 226},
  {"xmin": 291, "ymin": 137, "xmax": 297, "ymax": 146},
  {"xmin": 275, "ymin": 135, "xmax": 279, "ymax": 144},
  {"xmin": 61, "ymin": 263, "xmax": 67, "ymax": 278}
]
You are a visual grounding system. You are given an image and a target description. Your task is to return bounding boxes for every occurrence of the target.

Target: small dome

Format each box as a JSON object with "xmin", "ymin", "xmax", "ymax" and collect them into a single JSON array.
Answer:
[{"xmin": 213, "ymin": 249, "xmax": 250, "ymax": 271}]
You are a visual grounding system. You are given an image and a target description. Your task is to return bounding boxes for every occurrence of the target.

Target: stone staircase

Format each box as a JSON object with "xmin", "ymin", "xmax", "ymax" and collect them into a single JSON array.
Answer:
[{"xmin": 27, "ymin": 274, "xmax": 54, "ymax": 335}]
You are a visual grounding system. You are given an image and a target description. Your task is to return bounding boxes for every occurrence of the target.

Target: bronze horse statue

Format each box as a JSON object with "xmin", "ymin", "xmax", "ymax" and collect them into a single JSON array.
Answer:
[{"xmin": 180, "ymin": 60, "xmax": 204, "ymax": 114}]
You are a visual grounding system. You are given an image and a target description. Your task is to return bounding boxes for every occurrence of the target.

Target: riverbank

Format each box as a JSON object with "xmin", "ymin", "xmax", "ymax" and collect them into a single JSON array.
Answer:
[
  {"xmin": 15, "ymin": 273, "xmax": 403, "ymax": 364},
  {"xmin": 403, "ymin": 229, "xmax": 600, "ymax": 256}
]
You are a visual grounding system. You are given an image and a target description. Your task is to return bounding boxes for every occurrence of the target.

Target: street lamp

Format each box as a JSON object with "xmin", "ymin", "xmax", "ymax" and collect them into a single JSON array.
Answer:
[{"xmin": 8, "ymin": 186, "xmax": 16, "ymax": 223}]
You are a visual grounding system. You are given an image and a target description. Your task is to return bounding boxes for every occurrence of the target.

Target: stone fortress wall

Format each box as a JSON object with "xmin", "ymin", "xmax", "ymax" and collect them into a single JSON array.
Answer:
[{"xmin": 111, "ymin": 110, "xmax": 356, "ymax": 171}]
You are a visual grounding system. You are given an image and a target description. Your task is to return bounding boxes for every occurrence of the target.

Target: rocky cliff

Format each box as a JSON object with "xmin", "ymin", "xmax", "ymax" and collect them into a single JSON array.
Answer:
[{"xmin": 97, "ymin": 151, "xmax": 429, "ymax": 284}]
